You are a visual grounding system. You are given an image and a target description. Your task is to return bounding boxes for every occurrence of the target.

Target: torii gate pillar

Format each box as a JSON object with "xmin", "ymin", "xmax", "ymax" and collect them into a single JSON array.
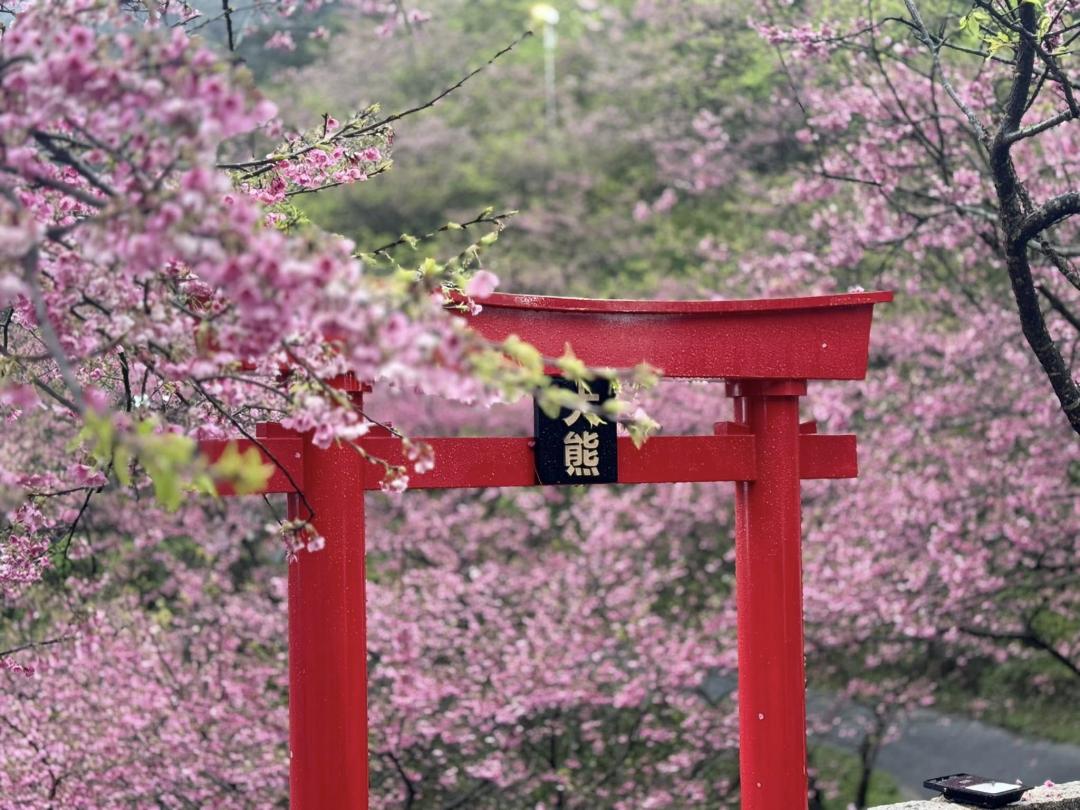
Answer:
[
  {"xmin": 202, "ymin": 290, "xmax": 891, "ymax": 810},
  {"xmin": 264, "ymin": 390, "xmax": 370, "ymax": 810},
  {"xmin": 731, "ymin": 379, "xmax": 809, "ymax": 805}
]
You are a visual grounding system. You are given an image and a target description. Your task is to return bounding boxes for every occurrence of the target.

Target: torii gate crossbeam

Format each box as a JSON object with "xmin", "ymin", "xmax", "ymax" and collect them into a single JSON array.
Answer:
[{"xmin": 200, "ymin": 290, "xmax": 891, "ymax": 810}]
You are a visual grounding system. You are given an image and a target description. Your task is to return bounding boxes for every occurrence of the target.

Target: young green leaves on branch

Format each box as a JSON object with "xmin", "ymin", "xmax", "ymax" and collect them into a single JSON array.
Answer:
[
  {"xmin": 74, "ymin": 411, "xmax": 273, "ymax": 512},
  {"xmin": 481, "ymin": 338, "xmax": 661, "ymax": 448},
  {"xmin": 957, "ymin": 1, "xmax": 1052, "ymax": 57}
]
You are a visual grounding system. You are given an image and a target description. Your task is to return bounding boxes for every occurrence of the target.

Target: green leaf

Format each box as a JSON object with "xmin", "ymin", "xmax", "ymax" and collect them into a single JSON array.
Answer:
[
  {"xmin": 536, "ymin": 385, "xmax": 580, "ymax": 419},
  {"xmin": 632, "ymin": 362, "xmax": 661, "ymax": 389},
  {"xmin": 114, "ymin": 445, "xmax": 133, "ymax": 487},
  {"xmin": 502, "ymin": 334, "xmax": 544, "ymax": 374},
  {"xmin": 150, "ymin": 467, "xmax": 183, "ymax": 510},
  {"xmin": 73, "ymin": 410, "xmax": 115, "ymax": 463},
  {"xmin": 210, "ymin": 442, "xmax": 273, "ymax": 496},
  {"xmin": 139, "ymin": 431, "xmax": 197, "ymax": 511},
  {"xmin": 601, "ymin": 398, "xmax": 631, "ymax": 417},
  {"xmin": 555, "ymin": 345, "xmax": 588, "ymax": 381},
  {"xmin": 987, "ymin": 31, "xmax": 1013, "ymax": 55},
  {"xmin": 957, "ymin": 8, "xmax": 992, "ymax": 43},
  {"xmin": 628, "ymin": 412, "xmax": 660, "ymax": 449},
  {"xmin": 191, "ymin": 473, "xmax": 218, "ymax": 497},
  {"xmin": 1038, "ymin": 12, "xmax": 1052, "ymax": 39}
]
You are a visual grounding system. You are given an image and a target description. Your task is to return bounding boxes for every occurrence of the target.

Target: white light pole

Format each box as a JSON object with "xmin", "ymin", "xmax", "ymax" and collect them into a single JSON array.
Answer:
[{"xmin": 530, "ymin": 3, "xmax": 560, "ymax": 132}]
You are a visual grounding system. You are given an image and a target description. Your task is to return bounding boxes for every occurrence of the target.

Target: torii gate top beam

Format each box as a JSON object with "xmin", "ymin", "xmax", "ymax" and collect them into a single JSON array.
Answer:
[{"xmin": 462, "ymin": 290, "xmax": 892, "ymax": 379}]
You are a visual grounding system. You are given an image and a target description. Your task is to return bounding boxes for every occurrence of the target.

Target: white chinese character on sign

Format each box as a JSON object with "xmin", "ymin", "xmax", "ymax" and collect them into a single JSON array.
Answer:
[
  {"xmin": 563, "ymin": 380, "xmax": 600, "ymax": 427},
  {"xmin": 564, "ymin": 431, "xmax": 600, "ymax": 476}
]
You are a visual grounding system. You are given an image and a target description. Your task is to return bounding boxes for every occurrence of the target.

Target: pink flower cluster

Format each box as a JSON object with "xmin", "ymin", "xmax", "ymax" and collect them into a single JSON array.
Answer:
[{"xmin": 0, "ymin": 1, "xmax": 491, "ymax": 598}]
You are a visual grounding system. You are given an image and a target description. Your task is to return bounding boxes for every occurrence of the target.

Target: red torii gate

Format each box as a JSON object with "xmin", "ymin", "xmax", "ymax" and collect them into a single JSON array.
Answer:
[{"xmin": 200, "ymin": 290, "xmax": 891, "ymax": 810}]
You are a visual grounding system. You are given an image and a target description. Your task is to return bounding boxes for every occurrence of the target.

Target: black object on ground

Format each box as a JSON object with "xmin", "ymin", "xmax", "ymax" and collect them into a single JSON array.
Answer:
[{"xmin": 923, "ymin": 773, "xmax": 1030, "ymax": 808}]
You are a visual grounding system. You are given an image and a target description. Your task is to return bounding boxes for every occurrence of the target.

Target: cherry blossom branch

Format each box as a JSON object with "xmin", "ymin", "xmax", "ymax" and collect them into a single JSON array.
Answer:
[
  {"xmin": 0, "ymin": 715, "xmax": 64, "ymax": 798},
  {"xmin": 283, "ymin": 163, "xmax": 390, "ymax": 198},
  {"xmin": 192, "ymin": 374, "xmax": 292, "ymax": 402},
  {"xmin": 276, "ymin": 345, "xmax": 408, "ymax": 445},
  {"xmin": 20, "ymin": 244, "xmax": 86, "ymax": 412},
  {"xmin": 392, "ymin": 1, "xmax": 416, "ymax": 38},
  {"xmin": 768, "ymin": 21, "xmax": 942, "ymax": 225},
  {"xmin": 118, "ymin": 350, "xmax": 133, "ymax": 411},
  {"xmin": 218, "ymin": 32, "xmax": 533, "ymax": 174},
  {"xmin": 25, "ymin": 484, "xmax": 103, "ymax": 498},
  {"xmin": 962, "ymin": 623, "xmax": 1080, "ymax": 680},
  {"xmin": 972, "ymin": 0, "xmax": 1080, "ymax": 122},
  {"xmin": 972, "ymin": 1, "xmax": 1080, "ymax": 436},
  {"xmin": 55, "ymin": 476, "xmax": 105, "ymax": 574},
  {"xmin": 902, "ymin": 0, "xmax": 990, "ymax": 144},
  {"xmin": 0, "ymin": 354, "xmax": 80, "ymax": 412},
  {"xmin": 30, "ymin": 130, "xmax": 117, "ymax": 198},
  {"xmin": 0, "ymin": 636, "xmax": 76, "ymax": 659},
  {"xmin": 188, "ymin": 377, "xmax": 315, "ymax": 518},
  {"xmin": 378, "ymin": 750, "xmax": 417, "ymax": 808},
  {"xmin": 3, "ymin": 167, "xmax": 107, "ymax": 210}
]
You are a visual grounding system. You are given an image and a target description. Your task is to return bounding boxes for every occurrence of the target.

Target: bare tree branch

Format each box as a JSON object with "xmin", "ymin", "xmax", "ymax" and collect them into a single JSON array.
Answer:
[
  {"xmin": 1037, "ymin": 284, "xmax": 1080, "ymax": 333},
  {"xmin": 902, "ymin": 0, "xmax": 990, "ymax": 144},
  {"xmin": 1015, "ymin": 191, "xmax": 1080, "ymax": 247}
]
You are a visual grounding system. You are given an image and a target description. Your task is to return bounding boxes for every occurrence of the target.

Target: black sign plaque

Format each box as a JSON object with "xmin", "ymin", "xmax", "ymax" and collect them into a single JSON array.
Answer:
[{"xmin": 533, "ymin": 377, "xmax": 618, "ymax": 485}]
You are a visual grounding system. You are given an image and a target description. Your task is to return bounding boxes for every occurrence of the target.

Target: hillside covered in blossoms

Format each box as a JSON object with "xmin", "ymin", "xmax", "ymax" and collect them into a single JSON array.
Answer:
[{"xmin": 1, "ymin": 1, "xmax": 1078, "ymax": 808}]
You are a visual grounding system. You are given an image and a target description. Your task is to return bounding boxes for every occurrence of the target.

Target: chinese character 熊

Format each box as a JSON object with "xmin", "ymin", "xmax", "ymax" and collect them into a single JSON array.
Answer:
[{"xmin": 564, "ymin": 431, "xmax": 600, "ymax": 476}]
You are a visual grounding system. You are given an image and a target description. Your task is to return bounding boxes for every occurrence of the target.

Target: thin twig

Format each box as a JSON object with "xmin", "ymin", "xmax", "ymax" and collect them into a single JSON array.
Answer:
[
  {"xmin": 0, "ymin": 635, "xmax": 77, "ymax": 658},
  {"xmin": 221, "ymin": 0, "xmax": 235, "ymax": 52},
  {"xmin": 1037, "ymin": 284, "xmax": 1080, "ymax": 332},
  {"xmin": 217, "ymin": 32, "xmax": 533, "ymax": 172},
  {"xmin": 363, "ymin": 209, "xmax": 516, "ymax": 257},
  {"xmin": 189, "ymin": 378, "xmax": 316, "ymax": 518}
]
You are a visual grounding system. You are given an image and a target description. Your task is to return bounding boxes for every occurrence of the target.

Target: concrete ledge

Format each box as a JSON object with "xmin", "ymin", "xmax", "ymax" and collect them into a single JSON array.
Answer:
[{"xmin": 872, "ymin": 781, "xmax": 1080, "ymax": 809}]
